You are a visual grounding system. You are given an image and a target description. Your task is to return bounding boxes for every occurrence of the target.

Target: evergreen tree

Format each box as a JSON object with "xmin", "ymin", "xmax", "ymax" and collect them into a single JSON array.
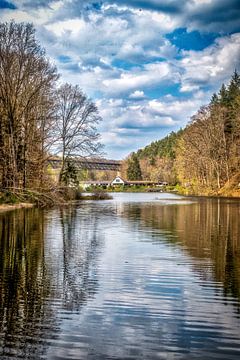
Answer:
[
  {"xmin": 210, "ymin": 93, "xmax": 219, "ymax": 105},
  {"xmin": 127, "ymin": 153, "xmax": 142, "ymax": 180},
  {"xmin": 218, "ymin": 84, "xmax": 229, "ymax": 106},
  {"xmin": 136, "ymin": 130, "xmax": 181, "ymax": 161},
  {"xmin": 223, "ymin": 71, "xmax": 240, "ymax": 135},
  {"xmin": 228, "ymin": 70, "xmax": 240, "ymax": 102},
  {"xmin": 60, "ymin": 161, "xmax": 79, "ymax": 186}
]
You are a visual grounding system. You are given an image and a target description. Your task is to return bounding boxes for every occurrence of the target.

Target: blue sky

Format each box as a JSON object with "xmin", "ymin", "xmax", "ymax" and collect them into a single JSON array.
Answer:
[{"xmin": 1, "ymin": 0, "xmax": 240, "ymax": 159}]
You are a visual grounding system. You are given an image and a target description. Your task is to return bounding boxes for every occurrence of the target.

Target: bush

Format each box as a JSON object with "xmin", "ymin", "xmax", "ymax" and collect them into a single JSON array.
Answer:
[{"xmin": 92, "ymin": 190, "xmax": 112, "ymax": 200}]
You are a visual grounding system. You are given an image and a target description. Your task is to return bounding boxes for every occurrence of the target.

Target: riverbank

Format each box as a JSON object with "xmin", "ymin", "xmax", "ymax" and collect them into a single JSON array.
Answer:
[
  {"xmin": 1, "ymin": 185, "xmax": 239, "ymax": 212},
  {"xmin": 0, "ymin": 202, "xmax": 34, "ymax": 213},
  {"xmin": 168, "ymin": 184, "xmax": 240, "ymax": 198},
  {"xmin": 84, "ymin": 184, "xmax": 240, "ymax": 197},
  {"xmin": 0, "ymin": 188, "xmax": 113, "ymax": 211}
]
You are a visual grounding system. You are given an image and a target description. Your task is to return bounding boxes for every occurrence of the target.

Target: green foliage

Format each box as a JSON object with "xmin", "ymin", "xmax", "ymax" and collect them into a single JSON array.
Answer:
[
  {"xmin": 228, "ymin": 70, "xmax": 240, "ymax": 102},
  {"xmin": 211, "ymin": 71, "xmax": 240, "ymax": 136},
  {"xmin": 218, "ymin": 84, "xmax": 229, "ymax": 106},
  {"xmin": 60, "ymin": 161, "xmax": 79, "ymax": 186},
  {"xmin": 0, "ymin": 191, "xmax": 19, "ymax": 204},
  {"xmin": 137, "ymin": 130, "xmax": 182, "ymax": 161},
  {"xmin": 77, "ymin": 169, "xmax": 90, "ymax": 181},
  {"xmin": 127, "ymin": 153, "xmax": 142, "ymax": 180}
]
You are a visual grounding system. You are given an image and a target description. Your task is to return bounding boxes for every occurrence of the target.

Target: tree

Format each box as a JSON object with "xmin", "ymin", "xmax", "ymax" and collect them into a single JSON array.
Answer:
[
  {"xmin": 127, "ymin": 153, "xmax": 142, "ymax": 180},
  {"xmin": 54, "ymin": 83, "xmax": 102, "ymax": 185},
  {"xmin": 176, "ymin": 104, "xmax": 233, "ymax": 190},
  {"xmin": 0, "ymin": 20, "xmax": 58, "ymax": 189},
  {"xmin": 60, "ymin": 160, "xmax": 79, "ymax": 187},
  {"xmin": 218, "ymin": 84, "xmax": 229, "ymax": 106},
  {"xmin": 228, "ymin": 70, "xmax": 240, "ymax": 102}
]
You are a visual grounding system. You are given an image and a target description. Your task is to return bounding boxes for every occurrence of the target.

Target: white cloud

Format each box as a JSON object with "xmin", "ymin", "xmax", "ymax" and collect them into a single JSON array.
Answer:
[
  {"xmin": 180, "ymin": 33, "xmax": 240, "ymax": 92},
  {"xmin": 45, "ymin": 18, "xmax": 86, "ymax": 36},
  {"xmin": 129, "ymin": 90, "xmax": 146, "ymax": 99},
  {"xmin": 148, "ymin": 98, "xmax": 202, "ymax": 121},
  {"xmin": 102, "ymin": 62, "xmax": 174, "ymax": 95},
  {"xmin": 96, "ymin": 94, "xmax": 206, "ymax": 158}
]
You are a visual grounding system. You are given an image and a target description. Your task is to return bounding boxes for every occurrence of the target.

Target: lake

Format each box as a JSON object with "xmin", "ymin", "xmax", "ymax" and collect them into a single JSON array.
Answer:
[{"xmin": 0, "ymin": 192, "xmax": 240, "ymax": 359}]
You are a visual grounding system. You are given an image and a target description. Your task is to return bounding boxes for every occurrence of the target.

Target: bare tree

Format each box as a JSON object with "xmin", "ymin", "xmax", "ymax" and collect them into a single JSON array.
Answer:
[
  {"xmin": 0, "ymin": 20, "xmax": 58, "ymax": 189},
  {"xmin": 54, "ymin": 83, "xmax": 102, "ymax": 184},
  {"xmin": 175, "ymin": 105, "xmax": 230, "ymax": 190}
]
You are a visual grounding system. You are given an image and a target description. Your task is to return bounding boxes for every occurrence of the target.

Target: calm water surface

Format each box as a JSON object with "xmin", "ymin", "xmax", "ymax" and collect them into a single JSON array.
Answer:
[{"xmin": 0, "ymin": 192, "xmax": 240, "ymax": 359}]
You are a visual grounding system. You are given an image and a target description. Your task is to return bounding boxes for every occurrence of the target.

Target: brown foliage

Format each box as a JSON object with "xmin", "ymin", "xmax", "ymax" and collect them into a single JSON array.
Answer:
[{"xmin": 0, "ymin": 21, "xmax": 58, "ymax": 189}]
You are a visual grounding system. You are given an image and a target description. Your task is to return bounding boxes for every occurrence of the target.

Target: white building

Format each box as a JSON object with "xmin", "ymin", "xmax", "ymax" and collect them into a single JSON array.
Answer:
[{"xmin": 110, "ymin": 176, "xmax": 126, "ymax": 186}]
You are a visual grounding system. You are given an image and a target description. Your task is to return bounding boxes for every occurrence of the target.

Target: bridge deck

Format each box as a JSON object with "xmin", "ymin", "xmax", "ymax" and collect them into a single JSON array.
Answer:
[{"xmin": 48, "ymin": 158, "xmax": 122, "ymax": 171}]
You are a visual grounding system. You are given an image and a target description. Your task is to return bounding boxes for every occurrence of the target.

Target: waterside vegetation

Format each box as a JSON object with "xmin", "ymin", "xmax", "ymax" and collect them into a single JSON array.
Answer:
[{"xmin": 124, "ymin": 71, "xmax": 240, "ymax": 197}]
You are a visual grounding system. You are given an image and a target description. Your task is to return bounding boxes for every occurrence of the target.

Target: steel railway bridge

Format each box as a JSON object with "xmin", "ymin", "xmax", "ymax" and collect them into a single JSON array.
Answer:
[{"xmin": 48, "ymin": 157, "xmax": 122, "ymax": 171}]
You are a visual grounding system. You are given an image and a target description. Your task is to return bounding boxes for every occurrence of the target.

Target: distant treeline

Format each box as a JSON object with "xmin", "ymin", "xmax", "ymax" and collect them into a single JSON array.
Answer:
[{"xmin": 125, "ymin": 71, "xmax": 240, "ymax": 194}]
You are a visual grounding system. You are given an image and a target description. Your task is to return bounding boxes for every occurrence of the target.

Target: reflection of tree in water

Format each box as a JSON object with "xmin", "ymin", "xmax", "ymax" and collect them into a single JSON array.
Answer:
[
  {"xmin": 123, "ymin": 199, "xmax": 240, "ymax": 308},
  {"xmin": 0, "ymin": 208, "xmax": 58, "ymax": 359},
  {"xmin": 0, "ymin": 204, "xmax": 104, "ymax": 358},
  {"xmin": 224, "ymin": 231, "xmax": 240, "ymax": 302},
  {"xmin": 59, "ymin": 205, "xmax": 102, "ymax": 311}
]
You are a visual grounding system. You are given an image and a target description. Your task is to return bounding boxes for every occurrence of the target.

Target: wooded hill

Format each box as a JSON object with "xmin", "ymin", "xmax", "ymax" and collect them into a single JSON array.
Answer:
[
  {"xmin": 125, "ymin": 71, "xmax": 240, "ymax": 196},
  {"xmin": 123, "ymin": 130, "xmax": 182, "ymax": 184}
]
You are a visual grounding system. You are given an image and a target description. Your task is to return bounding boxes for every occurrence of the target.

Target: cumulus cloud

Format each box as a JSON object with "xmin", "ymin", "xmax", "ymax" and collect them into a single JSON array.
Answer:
[
  {"xmin": 185, "ymin": 0, "xmax": 240, "ymax": 33},
  {"xmin": 180, "ymin": 33, "xmax": 240, "ymax": 92},
  {"xmin": 96, "ymin": 93, "xmax": 206, "ymax": 158},
  {"xmin": 102, "ymin": 62, "xmax": 177, "ymax": 96},
  {"xmin": 129, "ymin": 90, "xmax": 146, "ymax": 99},
  {"xmin": 103, "ymin": 0, "xmax": 240, "ymax": 33},
  {"xmin": 100, "ymin": 0, "xmax": 185, "ymax": 14},
  {"xmin": 39, "ymin": 4, "xmax": 178, "ymax": 68}
]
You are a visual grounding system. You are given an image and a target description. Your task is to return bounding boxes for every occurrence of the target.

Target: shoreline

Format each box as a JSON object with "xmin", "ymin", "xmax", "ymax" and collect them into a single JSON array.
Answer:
[
  {"xmin": 0, "ymin": 188, "xmax": 239, "ymax": 214},
  {"xmin": 0, "ymin": 203, "xmax": 34, "ymax": 213},
  {"xmin": 84, "ymin": 186, "xmax": 240, "ymax": 198},
  {"xmin": 172, "ymin": 188, "xmax": 240, "ymax": 199}
]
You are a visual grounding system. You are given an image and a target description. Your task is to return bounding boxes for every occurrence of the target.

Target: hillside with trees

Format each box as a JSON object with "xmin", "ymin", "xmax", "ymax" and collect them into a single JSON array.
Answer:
[
  {"xmin": 125, "ymin": 71, "xmax": 240, "ymax": 196},
  {"xmin": 123, "ymin": 130, "xmax": 182, "ymax": 184},
  {"xmin": 175, "ymin": 71, "xmax": 240, "ymax": 195}
]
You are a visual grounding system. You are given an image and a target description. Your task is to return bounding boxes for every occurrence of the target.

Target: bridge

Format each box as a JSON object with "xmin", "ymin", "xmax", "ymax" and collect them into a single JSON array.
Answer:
[{"xmin": 48, "ymin": 157, "xmax": 122, "ymax": 171}]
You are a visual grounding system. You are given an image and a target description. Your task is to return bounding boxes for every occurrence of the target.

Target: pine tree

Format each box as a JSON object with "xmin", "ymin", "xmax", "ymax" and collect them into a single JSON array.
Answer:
[
  {"xmin": 223, "ymin": 71, "xmax": 240, "ymax": 135},
  {"xmin": 218, "ymin": 84, "xmax": 229, "ymax": 106},
  {"xmin": 228, "ymin": 70, "xmax": 240, "ymax": 102},
  {"xmin": 127, "ymin": 153, "xmax": 142, "ymax": 180},
  {"xmin": 210, "ymin": 93, "xmax": 219, "ymax": 105}
]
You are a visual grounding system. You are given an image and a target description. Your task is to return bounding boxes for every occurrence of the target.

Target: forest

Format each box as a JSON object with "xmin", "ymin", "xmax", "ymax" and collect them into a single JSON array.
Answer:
[
  {"xmin": 0, "ymin": 21, "xmax": 101, "ymax": 203},
  {"xmin": 125, "ymin": 71, "xmax": 240, "ymax": 196}
]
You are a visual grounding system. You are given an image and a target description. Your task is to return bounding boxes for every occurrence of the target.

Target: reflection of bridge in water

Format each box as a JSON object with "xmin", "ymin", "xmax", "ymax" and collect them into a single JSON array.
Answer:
[{"xmin": 49, "ymin": 158, "xmax": 122, "ymax": 171}]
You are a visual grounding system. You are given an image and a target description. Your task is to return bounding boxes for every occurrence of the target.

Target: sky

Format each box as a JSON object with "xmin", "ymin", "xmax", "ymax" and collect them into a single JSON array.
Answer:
[{"xmin": 0, "ymin": 0, "xmax": 240, "ymax": 159}]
